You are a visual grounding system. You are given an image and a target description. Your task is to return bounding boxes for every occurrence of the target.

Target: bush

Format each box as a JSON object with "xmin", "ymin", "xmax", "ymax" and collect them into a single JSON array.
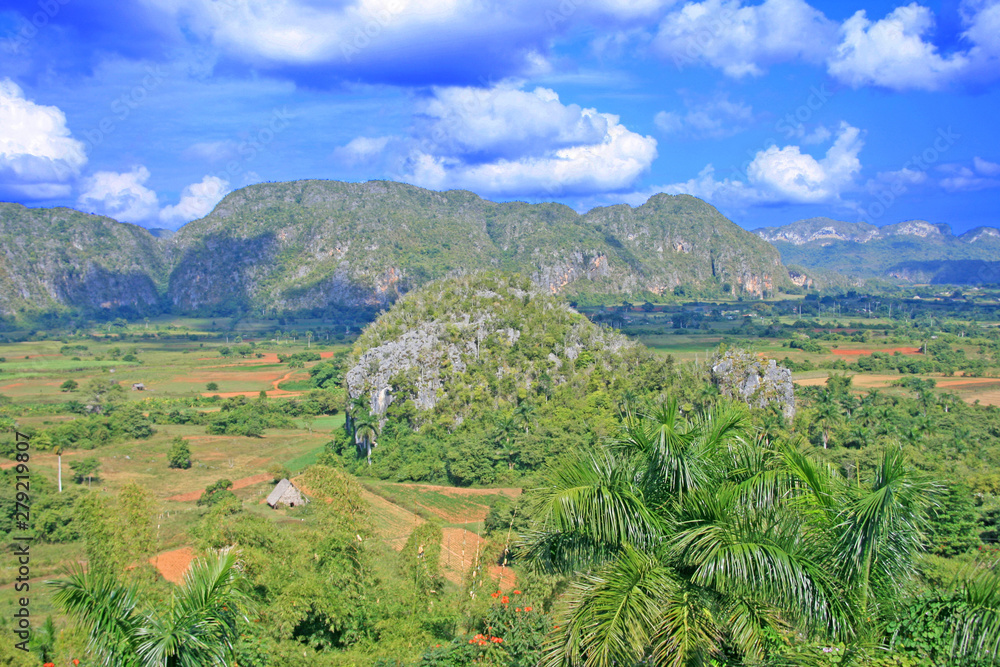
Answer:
[
  {"xmin": 206, "ymin": 382, "xmax": 219, "ymax": 391},
  {"xmin": 167, "ymin": 437, "xmax": 192, "ymax": 469},
  {"xmin": 60, "ymin": 379, "xmax": 78, "ymax": 392}
]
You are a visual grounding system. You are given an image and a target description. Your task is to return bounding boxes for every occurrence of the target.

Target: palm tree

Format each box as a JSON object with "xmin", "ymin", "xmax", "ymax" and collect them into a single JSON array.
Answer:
[
  {"xmin": 48, "ymin": 549, "xmax": 250, "ymax": 667},
  {"xmin": 523, "ymin": 399, "xmax": 935, "ymax": 666},
  {"xmin": 354, "ymin": 412, "xmax": 379, "ymax": 466},
  {"xmin": 54, "ymin": 445, "xmax": 63, "ymax": 493}
]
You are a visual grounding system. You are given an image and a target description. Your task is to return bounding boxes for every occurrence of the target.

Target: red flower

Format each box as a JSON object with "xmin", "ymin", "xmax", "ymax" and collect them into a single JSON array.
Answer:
[
  {"xmin": 513, "ymin": 589, "xmax": 521, "ymax": 594},
  {"xmin": 516, "ymin": 607, "xmax": 521, "ymax": 612},
  {"xmin": 501, "ymin": 595, "xmax": 509, "ymax": 604},
  {"xmin": 44, "ymin": 663, "xmax": 55, "ymax": 667},
  {"xmin": 73, "ymin": 661, "xmax": 81, "ymax": 666},
  {"xmin": 525, "ymin": 606, "xmax": 533, "ymax": 611}
]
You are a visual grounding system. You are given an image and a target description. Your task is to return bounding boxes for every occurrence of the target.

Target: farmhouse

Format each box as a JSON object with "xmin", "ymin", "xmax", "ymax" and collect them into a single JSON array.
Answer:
[{"xmin": 267, "ymin": 478, "xmax": 308, "ymax": 509}]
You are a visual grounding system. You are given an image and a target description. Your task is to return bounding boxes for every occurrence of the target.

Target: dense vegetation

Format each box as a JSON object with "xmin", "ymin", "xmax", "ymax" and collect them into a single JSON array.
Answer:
[
  {"xmin": 4, "ymin": 270, "xmax": 1000, "ymax": 665},
  {"xmin": 1, "ymin": 180, "xmax": 789, "ymax": 325}
]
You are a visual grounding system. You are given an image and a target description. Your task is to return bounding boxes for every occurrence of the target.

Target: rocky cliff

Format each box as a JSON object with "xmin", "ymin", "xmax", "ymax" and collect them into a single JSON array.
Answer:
[
  {"xmin": 756, "ymin": 216, "xmax": 1000, "ymax": 283},
  {"xmin": 2, "ymin": 179, "xmax": 792, "ymax": 319}
]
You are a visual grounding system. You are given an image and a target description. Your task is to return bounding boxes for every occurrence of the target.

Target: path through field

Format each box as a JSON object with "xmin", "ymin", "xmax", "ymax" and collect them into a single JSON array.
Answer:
[{"xmin": 166, "ymin": 472, "xmax": 273, "ymax": 501}]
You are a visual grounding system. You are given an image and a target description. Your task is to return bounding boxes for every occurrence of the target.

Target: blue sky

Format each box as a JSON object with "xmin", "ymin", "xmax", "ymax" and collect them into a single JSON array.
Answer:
[{"xmin": 1, "ymin": 0, "xmax": 998, "ymax": 233}]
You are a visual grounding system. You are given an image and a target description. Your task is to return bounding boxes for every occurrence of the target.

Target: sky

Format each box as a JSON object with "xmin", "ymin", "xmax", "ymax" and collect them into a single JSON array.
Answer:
[{"xmin": 1, "ymin": 0, "xmax": 998, "ymax": 233}]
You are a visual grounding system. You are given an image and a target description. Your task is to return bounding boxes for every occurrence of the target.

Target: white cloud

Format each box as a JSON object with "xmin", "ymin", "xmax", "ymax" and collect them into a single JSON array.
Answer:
[
  {"xmin": 654, "ymin": 94, "xmax": 754, "ymax": 139},
  {"xmin": 77, "ymin": 166, "xmax": 160, "ymax": 223},
  {"xmin": 974, "ymin": 156, "xmax": 1000, "ymax": 176},
  {"xmin": 828, "ymin": 5, "xmax": 969, "ymax": 91},
  {"xmin": 142, "ymin": 0, "xmax": 677, "ymax": 81},
  {"xmin": 333, "ymin": 136, "xmax": 394, "ymax": 167},
  {"xmin": 653, "ymin": 0, "xmax": 837, "ymax": 77},
  {"xmin": 655, "ymin": 122, "xmax": 863, "ymax": 207},
  {"xmin": 828, "ymin": 1, "xmax": 1000, "ymax": 91},
  {"xmin": 159, "ymin": 175, "xmax": 231, "ymax": 226},
  {"xmin": 335, "ymin": 84, "xmax": 657, "ymax": 197},
  {"xmin": 0, "ymin": 79, "xmax": 87, "ymax": 200},
  {"xmin": 938, "ymin": 157, "xmax": 1000, "ymax": 191}
]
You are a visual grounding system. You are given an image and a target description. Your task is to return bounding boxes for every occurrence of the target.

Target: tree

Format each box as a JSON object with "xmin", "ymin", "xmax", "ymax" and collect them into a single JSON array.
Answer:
[
  {"xmin": 167, "ymin": 437, "xmax": 192, "ymax": 469},
  {"xmin": 54, "ymin": 445, "xmax": 63, "ymax": 493},
  {"xmin": 198, "ymin": 479, "xmax": 236, "ymax": 507},
  {"xmin": 49, "ymin": 549, "xmax": 251, "ymax": 667},
  {"xmin": 524, "ymin": 399, "xmax": 936, "ymax": 666},
  {"xmin": 354, "ymin": 412, "xmax": 379, "ymax": 467},
  {"xmin": 60, "ymin": 379, "xmax": 78, "ymax": 392},
  {"xmin": 69, "ymin": 457, "xmax": 100, "ymax": 486},
  {"xmin": 206, "ymin": 382, "xmax": 219, "ymax": 392}
]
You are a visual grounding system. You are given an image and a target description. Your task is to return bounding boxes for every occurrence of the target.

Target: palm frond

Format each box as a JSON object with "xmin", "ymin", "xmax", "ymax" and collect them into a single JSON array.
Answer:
[
  {"xmin": 47, "ymin": 568, "xmax": 143, "ymax": 667},
  {"xmin": 542, "ymin": 545, "xmax": 680, "ymax": 667}
]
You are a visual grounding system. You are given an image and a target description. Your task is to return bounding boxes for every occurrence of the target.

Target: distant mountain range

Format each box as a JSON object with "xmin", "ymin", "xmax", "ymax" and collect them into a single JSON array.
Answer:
[
  {"xmin": 0, "ymin": 180, "xmax": 788, "ymax": 320},
  {"xmin": 755, "ymin": 217, "xmax": 1000, "ymax": 284}
]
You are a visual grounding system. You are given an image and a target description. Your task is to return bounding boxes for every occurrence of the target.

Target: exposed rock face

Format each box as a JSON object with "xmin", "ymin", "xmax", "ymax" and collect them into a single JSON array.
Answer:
[
  {"xmin": 345, "ymin": 273, "xmax": 643, "ymax": 424},
  {"xmin": 758, "ymin": 216, "xmax": 1000, "ymax": 285},
  {"xmin": 1, "ymin": 180, "xmax": 791, "ymax": 318},
  {"xmin": 712, "ymin": 348, "xmax": 795, "ymax": 419}
]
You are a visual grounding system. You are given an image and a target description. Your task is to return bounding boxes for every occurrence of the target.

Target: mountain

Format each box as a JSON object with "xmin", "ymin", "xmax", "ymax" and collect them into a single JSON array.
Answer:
[
  {"xmin": 0, "ymin": 180, "xmax": 791, "ymax": 320},
  {"xmin": 756, "ymin": 217, "xmax": 1000, "ymax": 283},
  {"xmin": 0, "ymin": 203, "xmax": 167, "ymax": 318}
]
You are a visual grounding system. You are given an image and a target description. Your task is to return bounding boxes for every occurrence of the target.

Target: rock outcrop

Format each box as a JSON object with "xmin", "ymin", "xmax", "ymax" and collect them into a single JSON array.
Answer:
[{"xmin": 711, "ymin": 348, "xmax": 795, "ymax": 419}]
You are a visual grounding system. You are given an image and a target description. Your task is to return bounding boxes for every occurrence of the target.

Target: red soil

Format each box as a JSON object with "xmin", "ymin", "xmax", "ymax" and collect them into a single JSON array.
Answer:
[
  {"xmin": 832, "ymin": 347, "xmax": 921, "ymax": 356},
  {"xmin": 150, "ymin": 547, "xmax": 195, "ymax": 585},
  {"xmin": 166, "ymin": 472, "xmax": 273, "ymax": 502}
]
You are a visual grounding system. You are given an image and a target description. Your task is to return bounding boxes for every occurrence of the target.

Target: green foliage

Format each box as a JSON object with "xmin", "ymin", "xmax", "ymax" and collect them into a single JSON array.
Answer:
[
  {"xmin": 60, "ymin": 379, "xmax": 78, "ymax": 392},
  {"xmin": 167, "ymin": 436, "xmax": 192, "ymax": 469},
  {"xmin": 198, "ymin": 479, "xmax": 236, "ymax": 507},
  {"xmin": 206, "ymin": 381, "xmax": 219, "ymax": 391},
  {"xmin": 80, "ymin": 483, "xmax": 156, "ymax": 578},
  {"xmin": 69, "ymin": 457, "xmax": 100, "ymax": 484},
  {"xmin": 49, "ymin": 549, "xmax": 251, "ymax": 666}
]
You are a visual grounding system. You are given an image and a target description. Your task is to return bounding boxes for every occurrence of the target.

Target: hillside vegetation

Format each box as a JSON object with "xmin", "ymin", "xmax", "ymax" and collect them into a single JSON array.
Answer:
[
  {"xmin": 0, "ymin": 180, "xmax": 790, "ymax": 321},
  {"xmin": 329, "ymin": 273, "xmax": 680, "ymax": 484}
]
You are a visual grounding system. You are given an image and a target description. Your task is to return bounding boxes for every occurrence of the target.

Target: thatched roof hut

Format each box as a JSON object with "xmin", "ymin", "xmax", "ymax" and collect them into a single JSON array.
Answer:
[{"xmin": 266, "ymin": 479, "xmax": 308, "ymax": 508}]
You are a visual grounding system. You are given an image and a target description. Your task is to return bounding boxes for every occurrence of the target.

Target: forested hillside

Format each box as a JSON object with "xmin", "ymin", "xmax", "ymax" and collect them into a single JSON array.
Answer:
[{"xmin": 0, "ymin": 180, "xmax": 791, "ymax": 322}]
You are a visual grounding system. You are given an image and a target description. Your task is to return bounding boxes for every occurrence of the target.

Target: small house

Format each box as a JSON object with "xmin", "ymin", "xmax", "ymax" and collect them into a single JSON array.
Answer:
[
  {"xmin": 267, "ymin": 479, "xmax": 308, "ymax": 509},
  {"xmin": 132, "ymin": 383, "xmax": 145, "ymax": 391}
]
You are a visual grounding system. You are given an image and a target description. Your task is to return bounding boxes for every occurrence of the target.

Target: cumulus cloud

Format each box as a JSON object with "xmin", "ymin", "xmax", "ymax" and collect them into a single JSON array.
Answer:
[
  {"xmin": 159, "ymin": 175, "xmax": 230, "ymax": 226},
  {"xmin": 77, "ymin": 167, "xmax": 232, "ymax": 226},
  {"xmin": 653, "ymin": 0, "xmax": 837, "ymax": 77},
  {"xmin": 0, "ymin": 79, "xmax": 87, "ymax": 200},
  {"xmin": 654, "ymin": 94, "xmax": 754, "ymax": 139},
  {"xmin": 658, "ymin": 122, "xmax": 864, "ymax": 207},
  {"xmin": 77, "ymin": 166, "xmax": 160, "ymax": 223},
  {"xmin": 938, "ymin": 157, "xmax": 1000, "ymax": 191},
  {"xmin": 828, "ymin": 1, "xmax": 1000, "ymax": 91},
  {"xmin": 827, "ymin": 5, "xmax": 969, "ymax": 91},
  {"xmin": 335, "ymin": 84, "xmax": 658, "ymax": 197}
]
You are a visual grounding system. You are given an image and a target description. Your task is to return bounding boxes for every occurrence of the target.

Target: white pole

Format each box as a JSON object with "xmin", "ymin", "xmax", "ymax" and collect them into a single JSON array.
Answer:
[{"xmin": 57, "ymin": 454, "xmax": 62, "ymax": 493}]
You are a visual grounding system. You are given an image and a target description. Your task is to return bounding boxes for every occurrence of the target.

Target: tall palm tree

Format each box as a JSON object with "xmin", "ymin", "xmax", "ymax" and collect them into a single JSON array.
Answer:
[
  {"xmin": 354, "ymin": 412, "xmax": 379, "ymax": 466},
  {"xmin": 523, "ymin": 399, "xmax": 936, "ymax": 666},
  {"xmin": 48, "ymin": 549, "xmax": 250, "ymax": 667}
]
